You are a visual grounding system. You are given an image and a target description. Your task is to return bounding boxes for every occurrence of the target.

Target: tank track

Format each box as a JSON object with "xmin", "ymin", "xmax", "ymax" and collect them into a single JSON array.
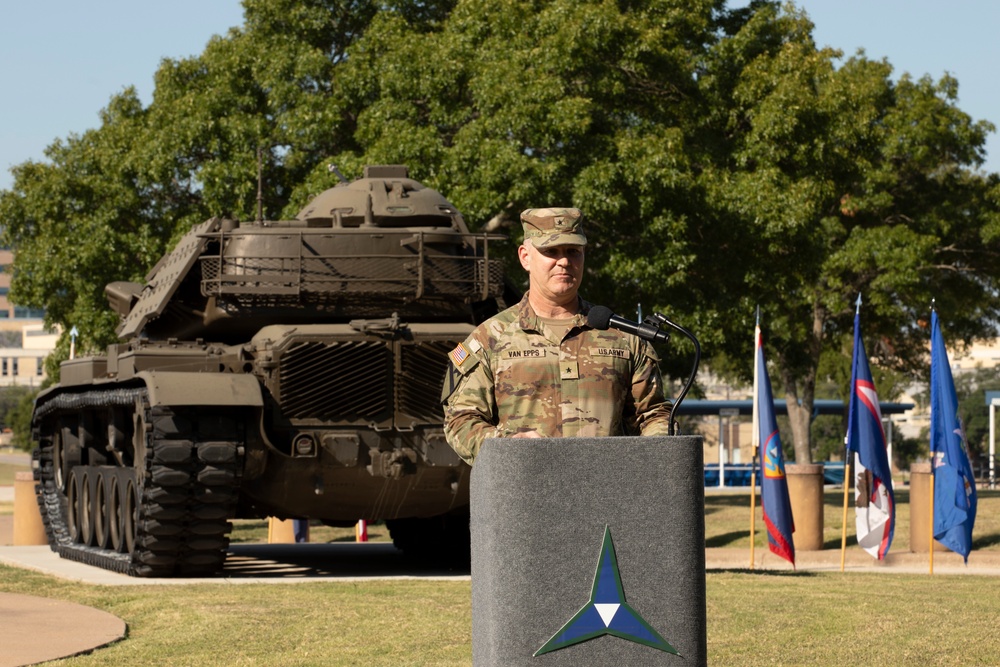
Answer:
[{"xmin": 33, "ymin": 387, "xmax": 246, "ymax": 577}]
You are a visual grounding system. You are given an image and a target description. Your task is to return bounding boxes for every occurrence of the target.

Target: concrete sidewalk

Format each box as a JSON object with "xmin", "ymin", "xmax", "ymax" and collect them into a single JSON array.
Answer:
[
  {"xmin": 4, "ymin": 542, "xmax": 998, "ymax": 584},
  {"xmin": 0, "ymin": 593, "xmax": 125, "ymax": 667}
]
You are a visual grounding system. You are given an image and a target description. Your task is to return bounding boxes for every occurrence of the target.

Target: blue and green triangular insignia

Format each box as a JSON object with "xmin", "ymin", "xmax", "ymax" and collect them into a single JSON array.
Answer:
[{"xmin": 534, "ymin": 525, "xmax": 679, "ymax": 657}]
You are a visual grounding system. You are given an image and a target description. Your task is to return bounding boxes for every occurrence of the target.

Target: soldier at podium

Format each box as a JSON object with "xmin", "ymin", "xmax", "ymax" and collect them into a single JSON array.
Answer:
[{"xmin": 442, "ymin": 207, "xmax": 673, "ymax": 465}]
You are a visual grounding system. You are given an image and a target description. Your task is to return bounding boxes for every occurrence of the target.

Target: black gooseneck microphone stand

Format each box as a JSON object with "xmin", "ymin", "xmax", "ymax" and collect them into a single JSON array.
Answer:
[{"xmin": 644, "ymin": 312, "xmax": 701, "ymax": 436}]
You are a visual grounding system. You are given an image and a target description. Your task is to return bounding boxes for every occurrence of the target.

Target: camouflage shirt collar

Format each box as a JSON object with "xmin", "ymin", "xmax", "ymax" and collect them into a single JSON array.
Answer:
[{"xmin": 517, "ymin": 292, "xmax": 593, "ymax": 332}]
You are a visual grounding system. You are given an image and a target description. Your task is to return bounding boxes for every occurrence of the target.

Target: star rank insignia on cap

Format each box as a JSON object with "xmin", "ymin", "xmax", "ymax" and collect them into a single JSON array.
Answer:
[
  {"xmin": 449, "ymin": 342, "xmax": 471, "ymax": 366},
  {"xmin": 534, "ymin": 526, "xmax": 679, "ymax": 657}
]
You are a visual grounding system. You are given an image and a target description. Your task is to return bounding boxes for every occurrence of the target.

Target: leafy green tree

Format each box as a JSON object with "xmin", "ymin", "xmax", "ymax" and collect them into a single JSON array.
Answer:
[
  {"xmin": 0, "ymin": 386, "xmax": 39, "ymax": 451},
  {"xmin": 689, "ymin": 5, "xmax": 1000, "ymax": 461},
  {"xmin": 0, "ymin": 91, "xmax": 172, "ymax": 371},
  {"xmin": 315, "ymin": 0, "xmax": 728, "ymax": 375},
  {"xmin": 956, "ymin": 368, "xmax": 1000, "ymax": 463},
  {"xmin": 0, "ymin": 0, "xmax": 418, "ymax": 369},
  {"xmin": 911, "ymin": 365, "xmax": 1000, "ymax": 463},
  {"xmin": 0, "ymin": 386, "xmax": 30, "ymax": 426},
  {"xmin": 328, "ymin": 0, "xmax": 1000, "ymax": 464}
]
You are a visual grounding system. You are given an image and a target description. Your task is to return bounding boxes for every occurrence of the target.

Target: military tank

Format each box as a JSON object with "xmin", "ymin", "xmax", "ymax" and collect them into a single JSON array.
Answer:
[{"xmin": 30, "ymin": 165, "xmax": 511, "ymax": 576}]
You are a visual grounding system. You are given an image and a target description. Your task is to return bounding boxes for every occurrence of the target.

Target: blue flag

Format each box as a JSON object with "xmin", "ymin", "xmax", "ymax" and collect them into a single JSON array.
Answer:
[
  {"xmin": 753, "ymin": 318, "xmax": 795, "ymax": 566},
  {"xmin": 845, "ymin": 303, "xmax": 895, "ymax": 559},
  {"xmin": 929, "ymin": 311, "xmax": 977, "ymax": 561}
]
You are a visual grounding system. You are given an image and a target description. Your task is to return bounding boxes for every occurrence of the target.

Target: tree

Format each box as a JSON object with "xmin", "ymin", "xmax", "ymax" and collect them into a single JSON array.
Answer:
[
  {"xmin": 2, "ymin": 0, "xmax": 999, "ymax": 467},
  {"xmin": 0, "ymin": 0, "xmax": 418, "ymax": 367},
  {"xmin": 332, "ymin": 0, "xmax": 1000, "ymax": 465},
  {"xmin": 0, "ymin": 386, "xmax": 38, "ymax": 451},
  {"xmin": 911, "ymin": 365, "xmax": 1000, "ymax": 463},
  {"xmin": 315, "ymin": 0, "xmax": 726, "ymax": 378},
  {"xmin": 686, "ymin": 4, "xmax": 1000, "ymax": 461},
  {"xmin": 0, "ymin": 91, "xmax": 173, "ymax": 371}
]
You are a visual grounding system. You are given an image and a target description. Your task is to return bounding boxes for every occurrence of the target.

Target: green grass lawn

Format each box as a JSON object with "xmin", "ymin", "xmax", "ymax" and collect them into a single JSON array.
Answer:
[
  {"xmin": 2, "ymin": 480, "xmax": 998, "ymax": 665},
  {"xmin": 0, "ymin": 461, "xmax": 29, "ymax": 486},
  {"xmin": 1, "ymin": 564, "xmax": 997, "ymax": 666},
  {"xmin": 706, "ymin": 570, "xmax": 1000, "ymax": 666},
  {"xmin": 0, "ymin": 565, "xmax": 472, "ymax": 666}
]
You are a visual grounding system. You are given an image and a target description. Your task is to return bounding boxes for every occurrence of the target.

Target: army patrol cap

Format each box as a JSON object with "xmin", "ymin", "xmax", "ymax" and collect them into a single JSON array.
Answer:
[{"xmin": 521, "ymin": 207, "xmax": 587, "ymax": 248}]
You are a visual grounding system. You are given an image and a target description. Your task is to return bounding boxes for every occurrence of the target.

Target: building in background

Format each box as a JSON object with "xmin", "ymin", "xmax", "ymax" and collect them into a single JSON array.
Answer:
[
  {"xmin": 0, "ymin": 248, "xmax": 57, "ymax": 388},
  {"xmin": 0, "ymin": 248, "xmax": 45, "ymax": 322}
]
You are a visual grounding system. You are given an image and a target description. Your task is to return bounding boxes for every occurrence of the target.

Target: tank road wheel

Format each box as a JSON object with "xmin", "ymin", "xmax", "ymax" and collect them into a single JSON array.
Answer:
[
  {"xmin": 79, "ymin": 471, "xmax": 94, "ymax": 546},
  {"xmin": 31, "ymin": 388, "xmax": 246, "ymax": 577},
  {"xmin": 108, "ymin": 473, "xmax": 123, "ymax": 552},
  {"xmin": 52, "ymin": 431, "xmax": 66, "ymax": 493},
  {"xmin": 93, "ymin": 470, "xmax": 111, "ymax": 549},
  {"xmin": 123, "ymin": 476, "xmax": 139, "ymax": 556},
  {"xmin": 66, "ymin": 469, "xmax": 81, "ymax": 543},
  {"xmin": 57, "ymin": 424, "xmax": 82, "ymax": 494}
]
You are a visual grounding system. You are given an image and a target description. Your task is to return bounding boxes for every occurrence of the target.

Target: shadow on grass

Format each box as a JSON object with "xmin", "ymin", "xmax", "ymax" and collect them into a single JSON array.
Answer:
[
  {"xmin": 709, "ymin": 568, "xmax": 819, "ymax": 577},
  {"xmin": 821, "ymin": 488, "xmax": 912, "ymax": 508},
  {"xmin": 705, "ymin": 530, "xmax": 749, "ymax": 548},
  {"xmin": 823, "ymin": 535, "xmax": 857, "ymax": 550},
  {"xmin": 704, "ymin": 493, "xmax": 753, "ymax": 517},
  {"xmin": 705, "ymin": 494, "xmax": 753, "ymax": 508},
  {"xmin": 973, "ymin": 534, "xmax": 1000, "ymax": 549}
]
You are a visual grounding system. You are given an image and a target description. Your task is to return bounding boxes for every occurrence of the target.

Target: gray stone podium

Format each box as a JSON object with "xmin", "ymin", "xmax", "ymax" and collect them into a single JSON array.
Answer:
[{"xmin": 471, "ymin": 436, "xmax": 706, "ymax": 666}]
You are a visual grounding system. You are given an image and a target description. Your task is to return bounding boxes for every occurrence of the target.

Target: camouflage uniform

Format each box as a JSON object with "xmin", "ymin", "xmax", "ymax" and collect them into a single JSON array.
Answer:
[
  {"xmin": 441, "ymin": 207, "xmax": 673, "ymax": 464},
  {"xmin": 441, "ymin": 294, "xmax": 673, "ymax": 463}
]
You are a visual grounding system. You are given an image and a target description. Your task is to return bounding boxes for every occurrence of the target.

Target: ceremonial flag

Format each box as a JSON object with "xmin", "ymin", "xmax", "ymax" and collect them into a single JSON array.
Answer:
[
  {"xmin": 752, "ymin": 316, "xmax": 795, "ymax": 565},
  {"xmin": 930, "ymin": 310, "xmax": 978, "ymax": 561},
  {"xmin": 845, "ymin": 300, "xmax": 895, "ymax": 559}
]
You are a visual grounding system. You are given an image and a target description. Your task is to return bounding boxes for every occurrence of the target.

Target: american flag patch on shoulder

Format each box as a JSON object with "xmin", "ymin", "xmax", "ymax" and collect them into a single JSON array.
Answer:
[{"xmin": 449, "ymin": 342, "xmax": 471, "ymax": 366}]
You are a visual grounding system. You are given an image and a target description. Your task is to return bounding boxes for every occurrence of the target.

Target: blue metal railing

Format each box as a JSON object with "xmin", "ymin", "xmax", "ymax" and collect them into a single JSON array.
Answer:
[{"xmin": 704, "ymin": 462, "xmax": 846, "ymax": 487}]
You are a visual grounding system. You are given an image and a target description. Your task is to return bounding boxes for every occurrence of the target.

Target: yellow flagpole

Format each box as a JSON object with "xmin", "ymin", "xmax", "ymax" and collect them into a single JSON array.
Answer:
[
  {"xmin": 929, "ymin": 466, "xmax": 935, "ymax": 575},
  {"xmin": 840, "ymin": 455, "xmax": 851, "ymax": 572},
  {"xmin": 842, "ymin": 294, "xmax": 861, "ymax": 573},
  {"xmin": 749, "ymin": 454, "xmax": 757, "ymax": 570}
]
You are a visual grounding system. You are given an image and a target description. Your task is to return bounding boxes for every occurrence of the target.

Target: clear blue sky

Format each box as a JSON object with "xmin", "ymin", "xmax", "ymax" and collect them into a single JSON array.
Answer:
[
  {"xmin": 0, "ymin": 1, "xmax": 245, "ymax": 191},
  {"xmin": 1, "ymin": 1, "xmax": 998, "ymax": 192}
]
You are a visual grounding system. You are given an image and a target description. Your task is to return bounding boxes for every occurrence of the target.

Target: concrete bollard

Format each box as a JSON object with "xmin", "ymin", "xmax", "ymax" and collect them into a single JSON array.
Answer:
[
  {"xmin": 786, "ymin": 463, "xmax": 824, "ymax": 551},
  {"xmin": 13, "ymin": 471, "xmax": 47, "ymax": 546},
  {"xmin": 908, "ymin": 462, "xmax": 949, "ymax": 553},
  {"xmin": 267, "ymin": 517, "xmax": 297, "ymax": 544}
]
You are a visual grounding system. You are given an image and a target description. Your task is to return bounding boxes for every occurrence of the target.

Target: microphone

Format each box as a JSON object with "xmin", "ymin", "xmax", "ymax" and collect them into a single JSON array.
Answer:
[
  {"xmin": 587, "ymin": 306, "xmax": 701, "ymax": 435},
  {"xmin": 586, "ymin": 305, "xmax": 670, "ymax": 344}
]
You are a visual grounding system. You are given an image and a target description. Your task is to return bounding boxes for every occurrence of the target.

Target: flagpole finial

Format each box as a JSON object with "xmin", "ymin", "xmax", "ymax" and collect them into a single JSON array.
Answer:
[
  {"xmin": 755, "ymin": 305, "xmax": 760, "ymax": 326},
  {"xmin": 855, "ymin": 293, "xmax": 862, "ymax": 314},
  {"xmin": 931, "ymin": 298, "xmax": 936, "ymax": 312}
]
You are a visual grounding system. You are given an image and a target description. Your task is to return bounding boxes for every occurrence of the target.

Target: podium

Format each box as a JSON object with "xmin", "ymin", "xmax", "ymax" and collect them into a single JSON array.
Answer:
[{"xmin": 471, "ymin": 436, "xmax": 706, "ymax": 666}]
